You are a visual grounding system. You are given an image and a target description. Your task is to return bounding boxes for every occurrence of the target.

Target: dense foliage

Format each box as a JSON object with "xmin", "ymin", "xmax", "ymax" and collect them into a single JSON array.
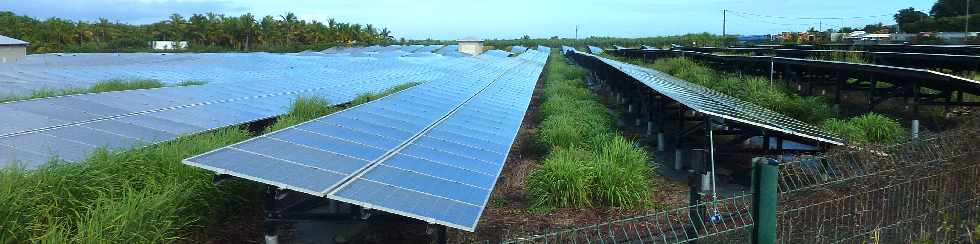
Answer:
[
  {"xmin": 893, "ymin": 0, "xmax": 980, "ymax": 35},
  {"xmin": 485, "ymin": 33, "xmax": 734, "ymax": 50},
  {"xmin": 0, "ymin": 11, "xmax": 394, "ymax": 53},
  {"xmin": 528, "ymin": 52, "xmax": 653, "ymax": 210}
]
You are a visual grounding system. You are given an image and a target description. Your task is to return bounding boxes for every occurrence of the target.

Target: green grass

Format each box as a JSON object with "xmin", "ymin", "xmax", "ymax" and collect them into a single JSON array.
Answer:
[
  {"xmin": 621, "ymin": 56, "xmax": 906, "ymax": 145},
  {"xmin": 0, "ymin": 81, "xmax": 417, "ymax": 243},
  {"xmin": 0, "ymin": 127, "xmax": 254, "ymax": 243},
  {"xmin": 808, "ymin": 52, "xmax": 869, "ymax": 64},
  {"xmin": 0, "ymin": 78, "xmax": 207, "ymax": 103},
  {"xmin": 527, "ymin": 52, "xmax": 654, "ymax": 210},
  {"xmin": 349, "ymin": 82, "xmax": 421, "ymax": 106}
]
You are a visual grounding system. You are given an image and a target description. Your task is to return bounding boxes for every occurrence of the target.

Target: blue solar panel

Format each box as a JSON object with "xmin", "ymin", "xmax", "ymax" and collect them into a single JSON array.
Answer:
[
  {"xmin": 185, "ymin": 50, "xmax": 549, "ymax": 231},
  {"xmin": 0, "ymin": 52, "xmax": 485, "ymax": 168}
]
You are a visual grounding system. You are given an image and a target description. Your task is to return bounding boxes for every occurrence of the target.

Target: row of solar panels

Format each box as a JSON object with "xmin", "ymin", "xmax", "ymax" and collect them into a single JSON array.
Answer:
[
  {"xmin": 564, "ymin": 49, "xmax": 844, "ymax": 145},
  {"xmin": 0, "ymin": 52, "xmax": 524, "ymax": 169},
  {"xmin": 185, "ymin": 49, "xmax": 550, "ymax": 231},
  {"xmin": 0, "ymin": 52, "xmax": 448, "ymax": 98}
]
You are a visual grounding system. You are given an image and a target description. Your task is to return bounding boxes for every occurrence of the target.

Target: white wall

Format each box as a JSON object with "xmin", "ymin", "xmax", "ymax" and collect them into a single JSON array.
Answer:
[
  {"xmin": 458, "ymin": 42, "xmax": 483, "ymax": 56},
  {"xmin": 149, "ymin": 41, "xmax": 188, "ymax": 50},
  {"xmin": 0, "ymin": 45, "xmax": 26, "ymax": 64}
]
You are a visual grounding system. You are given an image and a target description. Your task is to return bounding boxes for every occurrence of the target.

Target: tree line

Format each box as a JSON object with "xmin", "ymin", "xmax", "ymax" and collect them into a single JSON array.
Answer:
[
  {"xmin": 0, "ymin": 11, "xmax": 395, "ymax": 53},
  {"xmin": 893, "ymin": 0, "xmax": 980, "ymax": 33}
]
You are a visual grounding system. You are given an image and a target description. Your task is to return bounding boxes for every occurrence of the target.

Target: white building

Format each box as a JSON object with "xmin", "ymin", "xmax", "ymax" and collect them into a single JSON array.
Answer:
[
  {"xmin": 149, "ymin": 41, "xmax": 188, "ymax": 50},
  {"xmin": 457, "ymin": 37, "xmax": 484, "ymax": 56},
  {"xmin": 0, "ymin": 35, "xmax": 28, "ymax": 64}
]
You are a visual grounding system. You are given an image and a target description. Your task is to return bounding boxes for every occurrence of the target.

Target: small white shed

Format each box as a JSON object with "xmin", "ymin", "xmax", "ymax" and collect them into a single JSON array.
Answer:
[
  {"xmin": 149, "ymin": 41, "xmax": 189, "ymax": 50},
  {"xmin": 457, "ymin": 37, "xmax": 484, "ymax": 56},
  {"xmin": 0, "ymin": 35, "xmax": 29, "ymax": 64}
]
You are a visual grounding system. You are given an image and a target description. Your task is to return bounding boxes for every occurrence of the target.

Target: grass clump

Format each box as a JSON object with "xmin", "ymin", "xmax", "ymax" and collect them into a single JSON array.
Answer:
[
  {"xmin": 0, "ymin": 78, "xmax": 208, "ymax": 103},
  {"xmin": 527, "ymin": 147, "xmax": 594, "ymax": 209},
  {"xmin": 88, "ymin": 79, "xmax": 164, "ymax": 93},
  {"xmin": 350, "ymin": 81, "xmax": 420, "ymax": 106},
  {"xmin": 263, "ymin": 96, "xmax": 338, "ymax": 133},
  {"xmin": 591, "ymin": 135, "xmax": 652, "ymax": 208},
  {"xmin": 527, "ymin": 52, "xmax": 653, "ymax": 210}
]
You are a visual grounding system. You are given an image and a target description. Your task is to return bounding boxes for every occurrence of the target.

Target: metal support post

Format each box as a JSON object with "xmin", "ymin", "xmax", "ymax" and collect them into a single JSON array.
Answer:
[{"xmin": 751, "ymin": 158, "xmax": 778, "ymax": 244}]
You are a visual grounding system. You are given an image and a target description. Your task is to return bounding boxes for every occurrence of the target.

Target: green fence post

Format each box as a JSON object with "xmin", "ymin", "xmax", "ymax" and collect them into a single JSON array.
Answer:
[{"xmin": 751, "ymin": 157, "xmax": 778, "ymax": 244}]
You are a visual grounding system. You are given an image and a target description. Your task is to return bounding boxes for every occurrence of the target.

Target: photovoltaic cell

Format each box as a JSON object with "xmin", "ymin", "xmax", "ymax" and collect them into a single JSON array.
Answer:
[{"xmin": 185, "ymin": 50, "xmax": 550, "ymax": 231}]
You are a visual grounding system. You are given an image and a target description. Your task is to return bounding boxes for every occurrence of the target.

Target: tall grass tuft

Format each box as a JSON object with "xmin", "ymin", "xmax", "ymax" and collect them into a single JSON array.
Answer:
[
  {"xmin": 821, "ymin": 113, "xmax": 905, "ymax": 144},
  {"xmin": 526, "ymin": 147, "xmax": 594, "ymax": 209},
  {"xmin": 88, "ymin": 79, "xmax": 165, "ymax": 93},
  {"xmin": 591, "ymin": 135, "xmax": 652, "ymax": 208}
]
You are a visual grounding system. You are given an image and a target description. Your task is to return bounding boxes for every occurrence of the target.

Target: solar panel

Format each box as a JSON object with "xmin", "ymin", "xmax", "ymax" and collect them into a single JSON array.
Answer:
[
  {"xmin": 184, "ymin": 49, "xmax": 550, "ymax": 231},
  {"xmin": 588, "ymin": 45, "xmax": 604, "ymax": 54},
  {"xmin": 510, "ymin": 46, "xmax": 528, "ymax": 53},
  {"xmin": 573, "ymin": 50, "xmax": 843, "ymax": 145},
  {"xmin": 0, "ymin": 53, "xmax": 491, "ymax": 169}
]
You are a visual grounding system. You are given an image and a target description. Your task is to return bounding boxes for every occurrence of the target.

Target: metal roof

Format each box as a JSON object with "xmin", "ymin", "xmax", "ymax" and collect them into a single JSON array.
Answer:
[{"xmin": 0, "ymin": 35, "xmax": 28, "ymax": 46}]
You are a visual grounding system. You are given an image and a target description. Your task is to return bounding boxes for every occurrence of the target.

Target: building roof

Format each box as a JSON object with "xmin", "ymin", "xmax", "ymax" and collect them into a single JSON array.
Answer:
[
  {"xmin": 0, "ymin": 35, "xmax": 29, "ymax": 46},
  {"xmin": 457, "ymin": 36, "xmax": 483, "ymax": 42}
]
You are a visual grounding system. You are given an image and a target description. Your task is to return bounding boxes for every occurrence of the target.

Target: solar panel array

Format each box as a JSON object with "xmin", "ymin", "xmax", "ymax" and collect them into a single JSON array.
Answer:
[
  {"xmin": 0, "ymin": 50, "xmax": 525, "ymax": 169},
  {"xmin": 569, "ymin": 50, "xmax": 843, "ymax": 145},
  {"xmin": 185, "ymin": 49, "xmax": 549, "ymax": 231}
]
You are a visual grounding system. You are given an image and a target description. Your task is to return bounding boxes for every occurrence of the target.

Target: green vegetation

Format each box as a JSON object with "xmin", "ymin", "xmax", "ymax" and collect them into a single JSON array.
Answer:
[
  {"xmin": 0, "ymin": 81, "xmax": 416, "ymax": 243},
  {"xmin": 627, "ymin": 57, "xmax": 906, "ymax": 144},
  {"xmin": 0, "ymin": 11, "xmax": 395, "ymax": 54},
  {"xmin": 822, "ymin": 113, "xmax": 906, "ymax": 144},
  {"xmin": 349, "ymin": 82, "xmax": 420, "ymax": 106},
  {"xmin": 0, "ymin": 78, "xmax": 208, "ymax": 103},
  {"xmin": 527, "ymin": 53, "xmax": 653, "ymax": 210},
  {"xmin": 808, "ymin": 52, "xmax": 869, "ymax": 64},
  {"xmin": 0, "ymin": 127, "xmax": 255, "ymax": 243},
  {"xmin": 485, "ymin": 33, "xmax": 734, "ymax": 50}
]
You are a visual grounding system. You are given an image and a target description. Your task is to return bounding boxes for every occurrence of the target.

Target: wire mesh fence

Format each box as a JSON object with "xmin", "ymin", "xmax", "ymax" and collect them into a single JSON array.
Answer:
[
  {"xmin": 481, "ymin": 129, "xmax": 979, "ymax": 244},
  {"xmin": 776, "ymin": 129, "xmax": 980, "ymax": 243},
  {"xmin": 488, "ymin": 193, "xmax": 754, "ymax": 244}
]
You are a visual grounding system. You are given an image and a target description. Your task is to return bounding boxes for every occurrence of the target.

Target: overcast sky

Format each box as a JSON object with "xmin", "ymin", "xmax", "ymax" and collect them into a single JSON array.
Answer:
[{"xmin": 1, "ymin": 0, "xmax": 935, "ymax": 40}]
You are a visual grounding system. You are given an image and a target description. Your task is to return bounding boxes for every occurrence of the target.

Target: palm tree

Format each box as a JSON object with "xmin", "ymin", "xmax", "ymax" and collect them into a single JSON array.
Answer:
[
  {"xmin": 280, "ymin": 12, "xmax": 298, "ymax": 45},
  {"xmin": 240, "ymin": 13, "xmax": 256, "ymax": 50},
  {"xmin": 167, "ymin": 13, "xmax": 186, "ymax": 41}
]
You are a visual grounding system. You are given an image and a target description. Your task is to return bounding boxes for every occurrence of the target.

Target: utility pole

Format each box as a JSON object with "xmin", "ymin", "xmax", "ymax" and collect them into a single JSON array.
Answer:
[
  {"xmin": 722, "ymin": 9, "xmax": 728, "ymax": 47},
  {"xmin": 967, "ymin": 0, "xmax": 971, "ymax": 40},
  {"xmin": 575, "ymin": 25, "xmax": 579, "ymax": 40}
]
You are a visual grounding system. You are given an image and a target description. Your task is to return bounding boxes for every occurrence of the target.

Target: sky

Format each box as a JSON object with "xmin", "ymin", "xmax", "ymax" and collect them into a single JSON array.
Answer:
[{"xmin": 1, "ymin": 0, "xmax": 936, "ymax": 40}]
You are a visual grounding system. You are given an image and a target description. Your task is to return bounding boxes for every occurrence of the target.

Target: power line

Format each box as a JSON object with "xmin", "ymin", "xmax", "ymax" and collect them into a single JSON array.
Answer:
[{"xmin": 726, "ymin": 10, "xmax": 892, "ymax": 20}]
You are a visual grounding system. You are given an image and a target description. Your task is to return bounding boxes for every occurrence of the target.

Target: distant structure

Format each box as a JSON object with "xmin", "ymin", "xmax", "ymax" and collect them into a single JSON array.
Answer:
[
  {"xmin": 457, "ymin": 37, "xmax": 484, "ymax": 56},
  {"xmin": 149, "ymin": 41, "xmax": 188, "ymax": 50},
  {"xmin": 0, "ymin": 34, "xmax": 28, "ymax": 64}
]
